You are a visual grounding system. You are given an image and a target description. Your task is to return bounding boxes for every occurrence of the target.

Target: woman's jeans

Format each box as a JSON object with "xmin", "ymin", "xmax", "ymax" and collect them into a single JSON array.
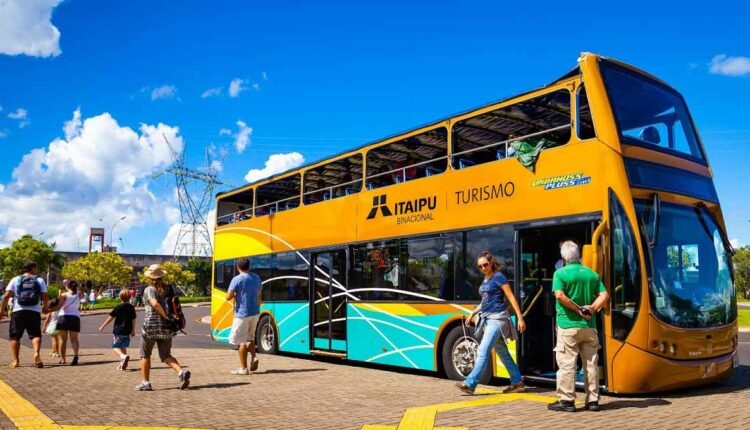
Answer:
[{"xmin": 465, "ymin": 319, "xmax": 522, "ymax": 389}]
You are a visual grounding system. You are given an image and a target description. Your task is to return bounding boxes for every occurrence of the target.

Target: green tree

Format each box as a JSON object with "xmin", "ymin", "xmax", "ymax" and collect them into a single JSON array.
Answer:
[
  {"xmin": 137, "ymin": 261, "xmax": 195, "ymax": 288},
  {"xmin": 0, "ymin": 234, "xmax": 66, "ymax": 282},
  {"xmin": 667, "ymin": 246, "xmax": 694, "ymax": 269},
  {"xmin": 734, "ymin": 246, "xmax": 750, "ymax": 299},
  {"xmin": 185, "ymin": 259, "xmax": 211, "ymax": 296},
  {"xmin": 61, "ymin": 252, "xmax": 133, "ymax": 293}
]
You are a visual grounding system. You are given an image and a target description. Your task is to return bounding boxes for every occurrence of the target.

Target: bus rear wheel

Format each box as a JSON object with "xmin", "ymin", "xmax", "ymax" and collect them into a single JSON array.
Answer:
[
  {"xmin": 441, "ymin": 325, "xmax": 491, "ymax": 384},
  {"xmin": 255, "ymin": 315, "xmax": 278, "ymax": 354}
]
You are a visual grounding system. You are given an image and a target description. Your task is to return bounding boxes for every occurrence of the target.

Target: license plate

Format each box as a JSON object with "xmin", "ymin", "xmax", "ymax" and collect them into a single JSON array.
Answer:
[{"xmin": 734, "ymin": 353, "xmax": 740, "ymax": 368}]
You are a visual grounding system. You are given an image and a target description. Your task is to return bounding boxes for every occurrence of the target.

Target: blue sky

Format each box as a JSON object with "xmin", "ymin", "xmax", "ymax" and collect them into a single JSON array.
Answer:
[{"xmin": 0, "ymin": 0, "xmax": 748, "ymax": 254}]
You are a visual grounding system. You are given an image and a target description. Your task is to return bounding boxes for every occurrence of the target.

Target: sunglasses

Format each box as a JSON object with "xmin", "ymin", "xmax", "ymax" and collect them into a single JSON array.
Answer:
[{"xmin": 477, "ymin": 262, "xmax": 490, "ymax": 269}]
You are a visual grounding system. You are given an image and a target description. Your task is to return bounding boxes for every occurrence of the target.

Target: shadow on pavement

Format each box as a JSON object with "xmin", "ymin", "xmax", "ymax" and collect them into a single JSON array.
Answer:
[
  {"xmin": 602, "ymin": 399, "xmax": 671, "ymax": 410},
  {"xmin": 162, "ymin": 381, "xmax": 252, "ymax": 390},
  {"xmin": 254, "ymin": 368, "xmax": 327, "ymax": 375}
]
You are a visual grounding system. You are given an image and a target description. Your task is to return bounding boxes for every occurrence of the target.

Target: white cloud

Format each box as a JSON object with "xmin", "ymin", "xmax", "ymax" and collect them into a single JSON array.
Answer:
[
  {"xmin": 7, "ymin": 108, "xmax": 27, "ymax": 119},
  {"xmin": 151, "ymin": 84, "xmax": 178, "ymax": 101},
  {"xmin": 7, "ymin": 108, "xmax": 30, "ymax": 128},
  {"xmin": 219, "ymin": 128, "xmax": 232, "ymax": 136},
  {"xmin": 0, "ymin": 109, "xmax": 184, "ymax": 251},
  {"xmin": 0, "ymin": 129, "xmax": 7, "ymax": 139},
  {"xmin": 261, "ymin": 72, "xmax": 268, "ymax": 81},
  {"xmin": 244, "ymin": 152, "xmax": 305, "ymax": 183},
  {"xmin": 201, "ymin": 87, "xmax": 222, "ymax": 98},
  {"xmin": 228, "ymin": 78, "xmax": 246, "ymax": 98},
  {"xmin": 730, "ymin": 238, "xmax": 742, "ymax": 248},
  {"xmin": 210, "ymin": 160, "xmax": 223, "ymax": 172},
  {"xmin": 63, "ymin": 107, "xmax": 81, "ymax": 140},
  {"xmin": 0, "ymin": 0, "xmax": 63, "ymax": 57},
  {"xmin": 709, "ymin": 54, "xmax": 750, "ymax": 77},
  {"xmin": 252, "ymin": 82, "xmax": 260, "ymax": 91},
  {"xmin": 157, "ymin": 209, "xmax": 215, "ymax": 256},
  {"xmin": 233, "ymin": 120, "xmax": 252, "ymax": 153}
]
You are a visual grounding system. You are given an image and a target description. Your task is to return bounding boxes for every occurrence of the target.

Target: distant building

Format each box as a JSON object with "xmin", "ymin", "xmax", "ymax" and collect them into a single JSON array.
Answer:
[{"xmin": 49, "ymin": 252, "xmax": 207, "ymax": 290}]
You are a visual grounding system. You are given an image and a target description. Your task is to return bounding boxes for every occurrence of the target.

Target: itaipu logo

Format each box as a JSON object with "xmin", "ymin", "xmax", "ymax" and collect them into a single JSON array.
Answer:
[
  {"xmin": 366, "ymin": 194, "xmax": 437, "ymax": 224},
  {"xmin": 532, "ymin": 172, "xmax": 591, "ymax": 190}
]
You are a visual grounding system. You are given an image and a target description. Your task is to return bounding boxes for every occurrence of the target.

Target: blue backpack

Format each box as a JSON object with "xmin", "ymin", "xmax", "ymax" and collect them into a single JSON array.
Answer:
[{"xmin": 16, "ymin": 276, "xmax": 41, "ymax": 306}]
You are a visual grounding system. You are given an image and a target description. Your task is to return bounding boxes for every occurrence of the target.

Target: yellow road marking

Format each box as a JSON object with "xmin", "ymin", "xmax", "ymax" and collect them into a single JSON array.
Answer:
[
  {"xmin": 362, "ymin": 388, "xmax": 558, "ymax": 430},
  {"xmin": 0, "ymin": 377, "xmax": 209, "ymax": 430}
]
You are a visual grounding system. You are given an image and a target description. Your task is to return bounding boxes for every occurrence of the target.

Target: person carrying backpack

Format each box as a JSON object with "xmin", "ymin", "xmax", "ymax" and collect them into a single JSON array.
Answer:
[
  {"xmin": 0, "ymin": 261, "xmax": 50, "ymax": 368},
  {"xmin": 135, "ymin": 264, "xmax": 191, "ymax": 391}
]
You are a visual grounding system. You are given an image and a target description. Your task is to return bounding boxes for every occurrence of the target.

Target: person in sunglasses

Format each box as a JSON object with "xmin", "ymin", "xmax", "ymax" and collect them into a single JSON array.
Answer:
[{"xmin": 455, "ymin": 251, "xmax": 526, "ymax": 395}]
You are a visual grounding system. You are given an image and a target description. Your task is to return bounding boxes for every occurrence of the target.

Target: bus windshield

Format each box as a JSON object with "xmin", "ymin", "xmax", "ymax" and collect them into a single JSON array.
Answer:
[
  {"xmin": 601, "ymin": 61, "xmax": 705, "ymax": 162},
  {"xmin": 635, "ymin": 200, "xmax": 736, "ymax": 328}
]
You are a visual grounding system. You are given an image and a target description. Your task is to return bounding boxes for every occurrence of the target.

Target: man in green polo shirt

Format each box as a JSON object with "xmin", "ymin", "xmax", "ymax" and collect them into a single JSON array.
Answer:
[{"xmin": 548, "ymin": 241, "xmax": 609, "ymax": 413}]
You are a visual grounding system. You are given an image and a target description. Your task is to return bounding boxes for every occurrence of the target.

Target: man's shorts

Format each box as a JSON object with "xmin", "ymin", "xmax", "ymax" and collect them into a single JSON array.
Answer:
[
  {"xmin": 228, "ymin": 315, "xmax": 259, "ymax": 345},
  {"xmin": 9, "ymin": 310, "xmax": 42, "ymax": 340},
  {"xmin": 112, "ymin": 335, "xmax": 130, "ymax": 349},
  {"xmin": 139, "ymin": 336, "xmax": 173, "ymax": 362}
]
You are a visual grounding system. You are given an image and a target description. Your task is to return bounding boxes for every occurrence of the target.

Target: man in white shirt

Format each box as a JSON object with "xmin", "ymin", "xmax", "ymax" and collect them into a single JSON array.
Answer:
[{"xmin": 0, "ymin": 261, "xmax": 50, "ymax": 368}]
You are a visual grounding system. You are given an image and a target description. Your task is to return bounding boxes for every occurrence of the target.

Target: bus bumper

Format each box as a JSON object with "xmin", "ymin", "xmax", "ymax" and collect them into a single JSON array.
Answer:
[{"xmin": 611, "ymin": 343, "xmax": 736, "ymax": 394}]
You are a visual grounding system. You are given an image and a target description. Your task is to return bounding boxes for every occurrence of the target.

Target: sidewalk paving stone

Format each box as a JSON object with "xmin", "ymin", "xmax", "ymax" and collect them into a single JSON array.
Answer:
[{"xmin": 0, "ymin": 337, "xmax": 747, "ymax": 430}]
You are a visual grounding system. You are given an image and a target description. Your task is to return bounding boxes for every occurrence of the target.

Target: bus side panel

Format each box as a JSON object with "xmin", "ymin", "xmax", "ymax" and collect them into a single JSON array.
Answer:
[
  {"xmin": 275, "ymin": 302, "xmax": 311, "ymax": 354},
  {"xmin": 270, "ymin": 196, "xmax": 358, "ymax": 252},
  {"xmin": 214, "ymin": 217, "xmax": 273, "ymax": 261},
  {"xmin": 346, "ymin": 303, "xmax": 459, "ymax": 371}
]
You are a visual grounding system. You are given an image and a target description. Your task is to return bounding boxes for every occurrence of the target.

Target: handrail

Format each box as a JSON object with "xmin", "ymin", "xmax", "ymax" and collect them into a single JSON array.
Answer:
[
  {"xmin": 589, "ymin": 220, "xmax": 609, "ymax": 274},
  {"xmin": 451, "ymin": 124, "xmax": 571, "ymax": 159},
  {"xmin": 302, "ymin": 177, "xmax": 363, "ymax": 197},
  {"xmin": 366, "ymin": 155, "xmax": 449, "ymax": 184},
  {"xmin": 522, "ymin": 286, "xmax": 545, "ymax": 318}
]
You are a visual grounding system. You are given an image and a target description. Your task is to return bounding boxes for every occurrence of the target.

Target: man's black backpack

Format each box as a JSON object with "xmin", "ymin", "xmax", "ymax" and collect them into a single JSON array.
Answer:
[{"xmin": 16, "ymin": 276, "xmax": 41, "ymax": 306}]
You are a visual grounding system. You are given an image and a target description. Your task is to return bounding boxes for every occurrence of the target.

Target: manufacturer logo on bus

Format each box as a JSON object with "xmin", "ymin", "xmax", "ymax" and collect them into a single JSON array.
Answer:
[{"xmin": 366, "ymin": 194, "xmax": 437, "ymax": 224}]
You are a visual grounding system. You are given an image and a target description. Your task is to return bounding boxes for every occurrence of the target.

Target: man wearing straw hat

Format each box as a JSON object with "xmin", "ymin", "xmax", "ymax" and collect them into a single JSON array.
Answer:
[{"xmin": 136, "ymin": 264, "xmax": 191, "ymax": 391}]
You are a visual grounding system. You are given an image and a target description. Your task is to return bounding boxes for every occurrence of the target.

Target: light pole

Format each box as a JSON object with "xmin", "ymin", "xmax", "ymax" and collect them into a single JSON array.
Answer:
[
  {"xmin": 98, "ymin": 216, "xmax": 126, "ymax": 252},
  {"xmin": 118, "ymin": 237, "xmax": 125, "ymax": 253}
]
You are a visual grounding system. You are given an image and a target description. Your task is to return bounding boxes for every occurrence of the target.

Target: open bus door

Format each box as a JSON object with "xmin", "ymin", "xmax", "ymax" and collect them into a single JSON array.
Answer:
[{"xmin": 309, "ymin": 249, "xmax": 348, "ymax": 355}]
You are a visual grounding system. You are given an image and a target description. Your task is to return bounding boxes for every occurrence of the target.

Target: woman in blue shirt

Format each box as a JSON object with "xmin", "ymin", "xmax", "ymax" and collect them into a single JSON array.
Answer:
[{"xmin": 455, "ymin": 251, "xmax": 526, "ymax": 394}]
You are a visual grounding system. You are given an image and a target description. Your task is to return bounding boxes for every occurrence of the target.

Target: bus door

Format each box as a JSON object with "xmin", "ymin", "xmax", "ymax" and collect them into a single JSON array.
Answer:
[
  {"xmin": 310, "ymin": 249, "xmax": 348, "ymax": 353},
  {"xmin": 516, "ymin": 222, "xmax": 593, "ymax": 379}
]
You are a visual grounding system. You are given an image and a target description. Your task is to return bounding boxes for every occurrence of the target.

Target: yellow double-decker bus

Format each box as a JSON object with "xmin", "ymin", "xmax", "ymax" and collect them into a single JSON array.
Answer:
[{"xmin": 210, "ymin": 53, "xmax": 739, "ymax": 393}]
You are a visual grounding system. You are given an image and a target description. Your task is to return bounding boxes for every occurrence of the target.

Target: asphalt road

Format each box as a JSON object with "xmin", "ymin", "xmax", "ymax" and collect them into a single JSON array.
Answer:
[{"xmin": 0, "ymin": 305, "xmax": 226, "ymax": 350}]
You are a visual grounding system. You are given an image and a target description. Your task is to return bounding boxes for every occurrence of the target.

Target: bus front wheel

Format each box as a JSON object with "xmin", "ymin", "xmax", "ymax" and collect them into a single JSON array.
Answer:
[
  {"xmin": 255, "ymin": 315, "xmax": 278, "ymax": 354},
  {"xmin": 441, "ymin": 325, "xmax": 491, "ymax": 384}
]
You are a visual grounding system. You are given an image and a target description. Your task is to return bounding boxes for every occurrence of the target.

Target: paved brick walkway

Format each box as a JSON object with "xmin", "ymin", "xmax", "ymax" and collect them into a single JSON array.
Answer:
[{"xmin": 0, "ymin": 337, "xmax": 747, "ymax": 429}]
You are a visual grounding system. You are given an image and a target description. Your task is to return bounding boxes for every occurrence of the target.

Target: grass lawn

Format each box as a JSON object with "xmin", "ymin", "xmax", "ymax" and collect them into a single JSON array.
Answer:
[{"xmin": 739, "ymin": 309, "xmax": 750, "ymax": 327}]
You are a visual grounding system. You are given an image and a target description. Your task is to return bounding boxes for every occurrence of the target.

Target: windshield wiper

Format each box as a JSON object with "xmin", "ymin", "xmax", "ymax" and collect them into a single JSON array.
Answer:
[{"xmin": 649, "ymin": 193, "xmax": 661, "ymax": 248}]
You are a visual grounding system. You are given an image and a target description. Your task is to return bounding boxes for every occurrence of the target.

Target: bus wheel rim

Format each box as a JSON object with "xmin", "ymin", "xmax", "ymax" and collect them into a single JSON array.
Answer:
[
  {"xmin": 261, "ymin": 323, "xmax": 275, "ymax": 350},
  {"xmin": 452, "ymin": 336, "xmax": 478, "ymax": 376}
]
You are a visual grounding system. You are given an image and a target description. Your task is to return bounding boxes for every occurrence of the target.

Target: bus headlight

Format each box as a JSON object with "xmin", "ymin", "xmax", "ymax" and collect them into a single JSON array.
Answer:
[{"xmin": 659, "ymin": 342, "xmax": 667, "ymax": 354}]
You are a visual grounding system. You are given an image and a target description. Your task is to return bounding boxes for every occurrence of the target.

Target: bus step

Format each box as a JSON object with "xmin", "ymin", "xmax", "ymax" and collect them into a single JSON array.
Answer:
[{"xmin": 310, "ymin": 349, "xmax": 347, "ymax": 359}]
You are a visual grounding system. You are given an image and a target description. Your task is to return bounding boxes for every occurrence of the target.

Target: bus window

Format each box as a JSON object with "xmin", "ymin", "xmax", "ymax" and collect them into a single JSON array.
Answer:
[
  {"xmin": 303, "ymin": 154, "xmax": 363, "ymax": 205},
  {"xmin": 451, "ymin": 90, "xmax": 571, "ymax": 169},
  {"xmin": 610, "ymin": 194, "xmax": 641, "ymax": 341},
  {"xmin": 214, "ymin": 260, "xmax": 236, "ymax": 291},
  {"xmin": 577, "ymin": 84, "xmax": 596, "ymax": 140},
  {"xmin": 458, "ymin": 225, "xmax": 515, "ymax": 301},
  {"xmin": 352, "ymin": 240, "xmax": 401, "ymax": 300},
  {"xmin": 217, "ymin": 189, "xmax": 254, "ymax": 226},
  {"xmin": 404, "ymin": 234, "xmax": 456, "ymax": 300},
  {"xmin": 255, "ymin": 174, "xmax": 301, "ymax": 217},
  {"xmin": 266, "ymin": 251, "xmax": 309, "ymax": 301},
  {"xmin": 366, "ymin": 128, "xmax": 448, "ymax": 190}
]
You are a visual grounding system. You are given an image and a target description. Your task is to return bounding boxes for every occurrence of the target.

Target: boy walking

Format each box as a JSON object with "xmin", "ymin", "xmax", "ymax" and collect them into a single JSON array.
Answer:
[
  {"xmin": 0, "ymin": 261, "xmax": 50, "ymax": 368},
  {"xmin": 99, "ymin": 289, "xmax": 137, "ymax": 370},
  {"xmin": 225, "ymin": 258, "xmax": 263, "ymax": 375}
]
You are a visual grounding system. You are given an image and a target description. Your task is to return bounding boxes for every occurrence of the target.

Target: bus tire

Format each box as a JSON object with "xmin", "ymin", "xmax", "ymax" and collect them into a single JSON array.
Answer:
[
  {"xmin": 441, "ymin": 324, "xmax": 491, "ymax": 384},
  {"xmin": 255, "ymin": 315, "xmax": 278, "ymax": 355}
]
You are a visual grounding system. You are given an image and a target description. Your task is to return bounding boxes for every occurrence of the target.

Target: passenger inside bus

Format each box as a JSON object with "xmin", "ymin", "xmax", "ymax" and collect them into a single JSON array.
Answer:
[{"xmin": 639, "ymin": 126, "xmax": 661, "ymax": 145}]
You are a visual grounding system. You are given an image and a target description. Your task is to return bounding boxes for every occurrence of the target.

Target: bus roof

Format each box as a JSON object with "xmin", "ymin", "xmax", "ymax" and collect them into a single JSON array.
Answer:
[{"xmin": 216, "ymin": 64, "xmax": 581, "ymax": 199}]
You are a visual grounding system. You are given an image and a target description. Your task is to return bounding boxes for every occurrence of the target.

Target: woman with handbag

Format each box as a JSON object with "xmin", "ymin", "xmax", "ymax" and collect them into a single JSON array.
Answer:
[
  {"xmin": 455, "ymin": 251, "xmax": 526, "ymax": 395},
  {"xmin": 135, "ymin": 264, "xmax": 191, "ymax": 391}
]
